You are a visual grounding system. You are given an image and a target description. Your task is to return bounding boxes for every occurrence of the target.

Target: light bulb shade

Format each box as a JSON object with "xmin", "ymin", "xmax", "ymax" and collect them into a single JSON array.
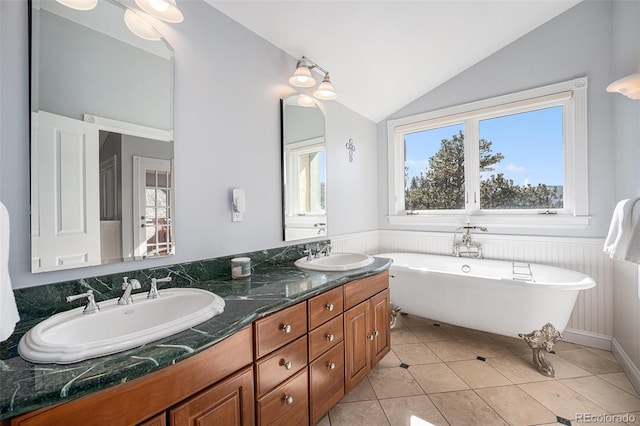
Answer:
[
  {"xmin": 297, "ymin": 94, "xmax": 315, "ymax": 107},
  {"xmin": 55, "ymin": 0, "xmax": 97, "ymax": 10},
  {"xmin": 289, "ymin": 66, "xmax": 316, "ymax": 88},
  {"xmin": 135, "ymin": 0, "xmax": 184, "ymax": 23},
  {"xmin": 124, "ymin": 10, "xmax": 161, "ymax": 41},
  {"xmin": 607, "ymin": 73, "xmax": 640, "ymax": 100},
  {"xmin": 313, "ymin": 76, "xmax": 337, "ymax": 100}
]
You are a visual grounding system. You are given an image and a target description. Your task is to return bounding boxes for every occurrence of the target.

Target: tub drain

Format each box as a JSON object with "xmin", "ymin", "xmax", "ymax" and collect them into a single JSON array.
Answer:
[{"xmin": 461, "ymin": 264, "xmax": 471, "ymax": 273}]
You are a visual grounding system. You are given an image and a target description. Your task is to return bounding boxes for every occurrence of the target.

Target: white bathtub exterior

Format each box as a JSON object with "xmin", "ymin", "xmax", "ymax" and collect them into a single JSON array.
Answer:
[{"xmin": 378, "ymin": 252, "xmax": 596, "ymax": 338}]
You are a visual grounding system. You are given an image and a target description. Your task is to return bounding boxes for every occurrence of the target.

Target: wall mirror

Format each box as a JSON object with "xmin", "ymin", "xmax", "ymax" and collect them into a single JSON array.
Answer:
[
  {"xmin": 30, "ymin": 0, "xmax": 175, "ymax": 273},
  {"xmin": 281, "ymin": 94, "xmax": 327, "ymax": 241}
]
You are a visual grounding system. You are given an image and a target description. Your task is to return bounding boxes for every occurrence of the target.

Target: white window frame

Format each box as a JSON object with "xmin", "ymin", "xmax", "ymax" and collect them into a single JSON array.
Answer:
[{"xmin": 387, "ymin": 77, "xmax": 590, "ymax": 229}]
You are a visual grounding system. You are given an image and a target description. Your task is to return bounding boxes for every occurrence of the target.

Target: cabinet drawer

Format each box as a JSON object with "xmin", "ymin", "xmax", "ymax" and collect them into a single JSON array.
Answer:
[
  {"xmin": 254, "ymin": 302, "xmax": 307, "ymax": 359},
  {"xmin": 307, "ymin": 286, "xmax": 343, "ymax": 329},
  {"xmin": 309, "ymin": 342, "xmax": 344, "ymax": 425},
  {"xmin": 255, "ymin": 336, "xmax": 307, "ymax": 396},
  {"xmin": 344, "ymin": 271, "xmax": 389, "ymax": 310},
  {"xmin": 257, "ymin": 368, "xmax": 308, "ymax": 426},
  {"xmin": 308, "ymin": 314, "xmax": 343, "ymax": 361}
]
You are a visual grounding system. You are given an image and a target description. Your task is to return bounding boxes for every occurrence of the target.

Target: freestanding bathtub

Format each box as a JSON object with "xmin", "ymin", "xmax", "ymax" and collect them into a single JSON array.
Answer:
[{"xmin": 378, "ymin": 252, "xmax": 596, "ymax": 338}]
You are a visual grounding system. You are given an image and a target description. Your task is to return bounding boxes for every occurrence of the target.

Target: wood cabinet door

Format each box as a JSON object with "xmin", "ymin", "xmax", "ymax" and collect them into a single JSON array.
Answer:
[
  {"xmin": 169, "ymin": 366, "xmax": 254, "ymax": 426},
  {"xmin": 370, "ymin": 289, "xmax": 391, "ymax": 365},
  {"xmin": 344, "ymin": 300, "xmax": 371, "ymax": 393}
]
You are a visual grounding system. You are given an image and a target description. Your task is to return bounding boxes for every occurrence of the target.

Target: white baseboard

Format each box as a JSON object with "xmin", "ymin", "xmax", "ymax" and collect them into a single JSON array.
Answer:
[
  {"xmin": 612, "ymin": 338, "xmax": 640, "ymax": 395},
  {"xmin": 562, "ymin": 328, "xmax": 612, "ymax": 351}
]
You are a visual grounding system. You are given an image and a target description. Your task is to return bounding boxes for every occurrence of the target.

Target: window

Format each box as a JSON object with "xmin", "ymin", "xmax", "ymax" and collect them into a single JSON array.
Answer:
[{"xmin": 388, "ymin": 77, "xmax": 589, "ymax": 228}]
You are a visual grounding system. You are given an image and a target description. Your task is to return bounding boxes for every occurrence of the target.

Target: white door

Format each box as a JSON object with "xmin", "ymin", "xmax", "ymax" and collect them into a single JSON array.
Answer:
[
  {"xmin": 133, "ymin": 156, "xmax": 174, "ymax": 259},
  {"xmin": 32, "ymin": 111, "xmax": 101, "ymax": 272}
]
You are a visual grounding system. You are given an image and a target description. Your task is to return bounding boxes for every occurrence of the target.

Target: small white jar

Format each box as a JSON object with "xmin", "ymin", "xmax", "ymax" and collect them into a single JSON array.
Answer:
[{"xmin": 231, "ymin": 257, "xmax": 251, "ymax": 279}]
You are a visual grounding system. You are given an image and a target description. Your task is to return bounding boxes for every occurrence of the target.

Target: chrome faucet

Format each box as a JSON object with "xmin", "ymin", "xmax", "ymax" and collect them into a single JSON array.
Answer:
[
  {"xmin": 148, "ymin": 276, "xmax": 172, "ymax": 299},
  {"xmin": 317, "ymin": 243, "xmax": 332, "ymax": 257},
  {"xmin": 452, "ymin": 224, "xmax": 487, "ymax": 258},
  {"xmin": 118, "ymin": 277, "xmax": 141, "ymax": 305},
  {"xmin": 66, "ymin": 289, "xmax": 100, "ymax": 314}
]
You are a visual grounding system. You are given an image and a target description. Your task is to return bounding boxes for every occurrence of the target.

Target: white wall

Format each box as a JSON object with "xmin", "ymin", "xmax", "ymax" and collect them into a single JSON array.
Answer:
[
  {"xmin": 611, "ymin": 0, "xmax": 640, "ymax": 390},
  {"xmin": 0, "ymin": 0, "xmax": 378, "ymax": 289},
  {"xmin": 376, "ymin": 0, "xmax": 616, "ymax": 239}
]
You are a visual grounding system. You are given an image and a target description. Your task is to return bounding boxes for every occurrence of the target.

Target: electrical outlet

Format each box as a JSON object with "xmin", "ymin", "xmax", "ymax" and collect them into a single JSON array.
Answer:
[{"xmin": 232, "ymin": 212, "xmax": 243, "ymax": 222}]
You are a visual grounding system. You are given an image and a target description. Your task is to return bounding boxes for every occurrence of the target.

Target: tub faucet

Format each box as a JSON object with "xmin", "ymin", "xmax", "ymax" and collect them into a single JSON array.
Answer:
[
  {"xmin": 452, "ymin": 224, "xmax": 487, "ymax": 258},
  {"xmin": 118, "ymin": 277, "xmax": 141, "ymax": 305}
]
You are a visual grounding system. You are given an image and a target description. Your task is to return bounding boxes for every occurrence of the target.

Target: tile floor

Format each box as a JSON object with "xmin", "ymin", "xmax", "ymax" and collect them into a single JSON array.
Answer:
[{"xmin": 318, "ymin": 314, "xmax": 640, "ymax": 426}]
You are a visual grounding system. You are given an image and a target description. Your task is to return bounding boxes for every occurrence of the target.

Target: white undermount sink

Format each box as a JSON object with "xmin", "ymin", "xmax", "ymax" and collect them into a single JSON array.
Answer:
[
  {"xmin": 294, "ymin": 252, "xmax": 375, "ymax": 272},
  {"xmin": 18, "ymin": 288, "xmax": 225, "ymax": 364}
]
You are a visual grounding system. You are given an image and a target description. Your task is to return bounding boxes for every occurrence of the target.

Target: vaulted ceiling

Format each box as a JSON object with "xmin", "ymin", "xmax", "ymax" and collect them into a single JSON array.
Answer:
[{"xmin": 207, "ymin": 1, "xmax": 581, "ymax": 123}]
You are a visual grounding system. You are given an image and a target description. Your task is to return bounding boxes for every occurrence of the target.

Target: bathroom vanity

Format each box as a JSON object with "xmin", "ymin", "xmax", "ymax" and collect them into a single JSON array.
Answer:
[{"xmin": 1, "ymin": 260, "xmax": 391, "ymax": 426}]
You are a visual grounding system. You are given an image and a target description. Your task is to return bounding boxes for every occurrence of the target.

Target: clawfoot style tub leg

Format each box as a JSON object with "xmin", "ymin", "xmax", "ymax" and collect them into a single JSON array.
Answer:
[{"xmin": 519, "ymin": 323, "xmax": 562, "ymax": 377}]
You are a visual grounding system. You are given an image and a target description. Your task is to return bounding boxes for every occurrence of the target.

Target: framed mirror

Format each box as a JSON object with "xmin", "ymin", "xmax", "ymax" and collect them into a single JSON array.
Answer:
[
  {"xmin": 281, "ymin": 94, "xmax": 327, "ymax": 241},
  {"xmin": 30, "ymin": 0, "xmax": 175, "ymax": 273}
]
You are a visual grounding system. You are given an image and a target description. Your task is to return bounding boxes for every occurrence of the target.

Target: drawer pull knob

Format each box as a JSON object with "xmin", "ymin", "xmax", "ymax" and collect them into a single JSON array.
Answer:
[
  {"xmin": 281, "ymin": 360, "xmax": 292, "ymax": 370},
  {"xmin": 373, "ymin": 330, "xmax": 379, "ymax": 336},
  {"xmin": 327, "ymin": 362, "xmax": 336, "ymax": 370},
  {"xmin": 284, "ymin": 395, "xmax": 294, "ymax": 405},
  {"xmin": 325, "ymin": 303, "xmax": 334, "ymax": 312},
  {"xmin": 281, "ymin": 324, "xmax": 292, "ymax": 333},
  {"xmin": 326, "ymin": 334, "xmax": 335, "ymax": 342},
  {"xmin": 368, "ymin": 334, "xmax": 375, "ymax": 340}
]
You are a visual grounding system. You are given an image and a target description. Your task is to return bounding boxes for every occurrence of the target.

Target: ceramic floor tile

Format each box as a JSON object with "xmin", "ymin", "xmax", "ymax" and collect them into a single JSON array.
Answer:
[
  {"xmin": 459, "ymin": 338, "xmax": 513, "ymax": 358},
  {"xmin": 439, "ymin": 323, "xmax": 491, "ymax": 341},
  {"xmin": 447, "ymin": 359, "xmax": 512, "ymax": 388},
  {"xmin": 409, "ymin": 362, "xmax": 469, "ymax": 394},
  {"xmin": 329, "ymin": 400, "xmax": 391, "ymax": 426},
  {"xmin": 488, "ymin": 334, "xmax": 533, "ymax": 357},
  {"xmin": 376, "ymin": 349, "xmax": 402, "ymax": 368},
  {"xmin": 561, "ymin": 376, "xmax": 640, "ymax": 414},
  {"xmin": 585, "ymin": 347, "xmax": 620, "ymax": 364},
  {"xmin": 391, "ymin": 328, "xmax": 421, "ymax": 345},
  {"xmin": 476, "ymin": 385, "xmax": 557, "ymax": 426},
  {"xmin": 397, "ymin": 314, "xmax": 435, "ymax": 328},
  {"xmin": 487, "ymin": 356, "xmax": 554, "ymax": 384},
  {"xmin": 392, "ymin": 343, "xmax": 441, "ymax": 365},
  {"xmin": 315, "ymin": 413, "xmax": 330, "ymax": 426},
  {"xmin": 555, "ymin": 349, "xmax": 623, "ymax": 375},
  {"xmin": 379, "ymin": 395, "xmax": 448, "ymax": 426},
  {"xmin": 598, "ymin": 372, "xmax": 640, "ymax": 397},
  {"xmin": 429, "ymin": 389, "xmax": 508, "ymax": 425},
  {"xmin": 553, "ymin": 340, "xmax": 584, "ymax": 352},
  {"xmin": 411, "ymin": 325, "xmax": 454, "ymax": 343},
  {"xmin": 543, "ymin": 353, "xmax": 592, "ymax": 379},
  {"xmin": 367, "ymin": 366, "xmax": 425, "ymax": 399},
  {"xmin": 341, "ymin": 376, "xmax": 377, "ymax": 403},
  {"xmin": 426, "ymin": 339, "xmax": 478, "ymax": 362},
  {"xmin": 519, "ymin": 380, "xmax": 608, "ymax": 420}
]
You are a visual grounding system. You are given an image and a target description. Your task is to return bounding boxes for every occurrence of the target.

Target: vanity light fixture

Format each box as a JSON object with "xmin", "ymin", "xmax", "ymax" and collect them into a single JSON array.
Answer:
[
  {"xmin": 55, "ymin": 0, "xmax": 97, "ymax": 11},
  {"xmin": 135, "ymin": 0, "xmax": 184, "ymax": 23},
  {"xmin": 124, "ymin": 9, "xmax": 162, "ymax": 41},
  {"xmin": 289, "ymin": 56, "xmax": 337, "ymax": 101},
  {"xmin": 606, "ymin": 73, "xmax": 640, "ymax": 100}
]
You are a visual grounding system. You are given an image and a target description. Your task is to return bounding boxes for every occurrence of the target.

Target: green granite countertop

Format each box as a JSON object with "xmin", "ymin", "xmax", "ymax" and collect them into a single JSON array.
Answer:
[{"xmin": 0, "ymin": 257, "xmax": 391, "ymax": 420}]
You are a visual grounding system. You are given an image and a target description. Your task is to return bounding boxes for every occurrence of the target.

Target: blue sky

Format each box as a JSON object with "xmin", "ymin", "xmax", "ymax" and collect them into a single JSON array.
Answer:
[{"xmin": 404, "ymin": 106, "xmax": 564, "ymax": 187}]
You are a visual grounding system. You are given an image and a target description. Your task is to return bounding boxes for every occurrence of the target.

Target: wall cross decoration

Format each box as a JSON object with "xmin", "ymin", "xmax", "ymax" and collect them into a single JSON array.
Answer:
[{"xmin": 346, "ymin": 138, "xmax": 356, "ymax": 162}]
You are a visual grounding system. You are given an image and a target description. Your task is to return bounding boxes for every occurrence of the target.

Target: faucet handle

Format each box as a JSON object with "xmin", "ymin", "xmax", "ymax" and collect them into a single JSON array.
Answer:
[
  {"xmin": 148, "ymin": 276, "xmax": 172, "ymax": 299},
  {"xmin": 66, "ymin": 290, "xmax": 100, "ymax": 314}
]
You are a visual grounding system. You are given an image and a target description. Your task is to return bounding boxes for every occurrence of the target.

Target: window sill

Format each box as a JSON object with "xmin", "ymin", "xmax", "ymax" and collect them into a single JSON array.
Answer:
[{"xmin": 387, "ymin": 213, "xmax": 590, "ymax": 229}]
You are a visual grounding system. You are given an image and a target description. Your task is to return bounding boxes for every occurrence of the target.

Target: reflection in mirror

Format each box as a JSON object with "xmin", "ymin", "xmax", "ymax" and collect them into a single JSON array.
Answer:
[
  {"xmin": 281, "ymin": 94, "xmax": 327, "ymax": 241},
  {"xmin": 30, "ymin": 0, "xmax": 174, "ymax": 273}
]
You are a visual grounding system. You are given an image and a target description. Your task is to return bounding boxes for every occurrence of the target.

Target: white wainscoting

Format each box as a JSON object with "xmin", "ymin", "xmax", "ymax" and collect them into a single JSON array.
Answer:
[{"xmin": 332, "ymin": 230, "xmax": 614, "ymax": 341}]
